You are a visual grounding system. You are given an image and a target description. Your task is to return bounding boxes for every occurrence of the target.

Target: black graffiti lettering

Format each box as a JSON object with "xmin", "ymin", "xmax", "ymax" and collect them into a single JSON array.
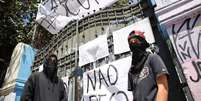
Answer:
[
  {"xmin": 178, "ymin": 31, "xmax": 194, "ymax": 40},
  {"xmin": 61, "ymin": 0, "xmax": 80, "ymax": 16},
  {"xmin": 84, "ymin": 91, "xmax": 129, "ymax": 101},
  {"xmin": 107, "ymin": 65, "xmax": 118, "ymax": 85},
  {"xmin": 116, "ymin": 91, "xmax": 129, "ymax": 101},
  {"xmin": 177, "ymin": 30, "xmax": 200, "ymax": 61},
  {"xmin": 172, "ymin": 24, "xmax": 176, "ymax": 35},
  {"xmin": 58, "ymin": 0, "xmax": 65, "ymax": 4},
  {"xmin": 42, "ymin": 0, "xmax": 59, "ymax": 11},
  {"xmin": 48, "ymin": 0, "xmax": 100, "ymax": 16},
  {"xmin": 172, "ymin": 23, "xmax": 184, "ymax": 63},
  {"xmin": 40, "ymin": 0, "xmax": 102, "ymax": 31},
  {"xmin": 95, "ymin": 0, "xmax": 99, "ymax": 4},
  {"xmin": 109, "ymin": 92, "xmax": 115, "ymax": 101},
  {"xmin": 190, "ymin": 61, "xmax": 201, "ymax": 82},
  {"xmin": 172, "ymin": 18, "xmax": 191, "ymax": 36},
  {"xmin": 86, "ymin": 64, "xmax": 119, "ymax": 93},
  {"xmin": 77, "ymin": 0, "xmax": 100, "ymax": 10},
  {"xmin": 178, "ymin": 41, "xmax": 187, "ymax": 51},
  {"xmin": 40, "ymin": 16, "xmax": 56, "ymax": 30},
  {"xmin": 84, "ymin": 94, "xmax": 106, "ymax": 101},
  {"xmin": 87, "ymin": 70, "xmax": 96, "ymax": 93},
  {"xmin": 180, "ymin": 47, "xmax": 192, "ymax": 60},
  {"xmin": 110, "ymin": 91, "xmax": 129, "ymax": 101},
  {"xmin": 89, "ymin": 95, "xmax": 98, "ymax": 101},
  {"xmin": 197, "ymin": 30, "xmax": 201, "ymax": 59},
  {"xmin": 191, "ymin": 14, "xmax": 201, "ymax": 29},
  {"xmin": 171, "ymin": 14, "xmax": 201, "ymax": 63},
  {"xmin": 173, "ymin": 14, "xmax": 200, "ymax": 34},
  {"xmin": 47, "ymin": 16, "xmax": 57, "ymax": 29},
  {"xmin": 99, "ymin": 69, "xmax": 109, "ymax": 89},
  {"xmin": 188, "ymin": 29, "xmax": 200, "ymax": 59},
  {"xmin": 77, "ymin": 0, "xmax": 90, "ymax": 10},
  {"xmin": 51, "ymin": 0, "xmax": 59, "ymax": 11},
  {"xmin": 198, "ymin": 61, "xmax": 201, "ymax": 70},
  {"xmin": 98, "ymin": 94, "xmax": 106, "ymax": 101}
]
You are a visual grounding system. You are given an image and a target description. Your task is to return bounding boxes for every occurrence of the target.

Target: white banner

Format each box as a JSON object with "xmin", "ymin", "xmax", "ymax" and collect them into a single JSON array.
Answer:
[
  {"xmin": 36, "ymin": 0, "xmax": 117, "ymax": 34},
  {"xmin": 62, "ymin": 76, "xmax": 69, "ymax": 87},
  {"xmin": 79, "ymin": 34, "xmax": 109, "ymax": 66},
  {"xmin": 38, "ymin": 64, "xmax": 43, "ymax": 72},
  {"xmin": 83, "ymin": 56, "xmax": 133, "ymax": 101},
  {"xmin": 112, "ymin": 18, "xmax": 155, "ymax": 54},
  {"xmin": 166, "ymin": 12, "xmax": 201, "ymax": 101}
]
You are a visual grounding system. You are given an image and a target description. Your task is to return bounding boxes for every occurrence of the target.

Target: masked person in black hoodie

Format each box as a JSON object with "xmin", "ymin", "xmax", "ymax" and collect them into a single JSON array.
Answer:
[
  {"xmin": 20, "ymin": 54, "xmax": 67, "ymax": 101},
  {"xmin": 127, "ymin": 30, "xmax": 169, "ymax": 101}
]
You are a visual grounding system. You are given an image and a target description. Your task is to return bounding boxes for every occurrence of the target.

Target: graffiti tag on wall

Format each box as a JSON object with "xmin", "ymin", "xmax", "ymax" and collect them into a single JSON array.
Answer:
[{"xmin": 167, "ymin": 13, "xmax": 201, "ymax": 100}]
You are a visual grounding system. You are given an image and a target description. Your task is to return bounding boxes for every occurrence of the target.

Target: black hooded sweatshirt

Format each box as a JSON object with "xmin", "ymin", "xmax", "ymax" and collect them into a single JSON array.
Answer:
[{"xmin": 20, "ymin": 69, "xmax": 67, "ymax": 101}]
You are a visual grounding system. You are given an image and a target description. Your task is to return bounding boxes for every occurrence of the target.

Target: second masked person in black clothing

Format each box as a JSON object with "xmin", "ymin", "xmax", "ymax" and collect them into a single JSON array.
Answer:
[
  {"xmin": 127, "ymin": 30, "xmax": 169, "ymax": 101},
  {"xmin": 20, "ymin": 54, "xmax": 67, "ymax": 101}
]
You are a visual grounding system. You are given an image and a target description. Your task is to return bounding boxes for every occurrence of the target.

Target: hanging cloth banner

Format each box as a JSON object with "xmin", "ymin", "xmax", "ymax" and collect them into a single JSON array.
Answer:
[
  {"xmin": 36, "ymin": 0, "xmax": 117, "ymax": 34},
  {"xmin": 79, "ymin": 34, "xmax": 109, "ymax": 66},
  {"xmin": 2, "ymin": 43, "xmax": 25, "ymax": 90},
  {"xmin": 4, "ymin": 92, "xmax": 16, "ymax": 101},
  {"xmin": 82, "ymin": 56, "xmax": 133, "ymax": 101},
  {"xmin": 0, "ymin": 43, "xmax": 36, "ymax": 99},
  {"xmin": 112, "ymin": 18, "xmax": 155, "ymax": 54},
  {"xmin": 166, "ymin": 12, "xmax": 201, "ymax": 101}
]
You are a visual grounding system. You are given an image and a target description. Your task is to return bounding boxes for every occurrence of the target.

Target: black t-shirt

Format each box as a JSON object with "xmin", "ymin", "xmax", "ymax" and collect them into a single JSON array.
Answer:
[{"xmin": 128, "ymin": 54, "xmax": 169, "ymax": 101}]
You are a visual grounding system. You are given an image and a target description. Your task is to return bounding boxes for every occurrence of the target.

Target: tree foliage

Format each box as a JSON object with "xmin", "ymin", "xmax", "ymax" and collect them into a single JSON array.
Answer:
[
  {"xmin": 0, "ymin": 0, "xmax": 38, "ymax": 46},
  {"xmin": 0, "ymin": 0, "xmax": 38, "ymax": 70}
]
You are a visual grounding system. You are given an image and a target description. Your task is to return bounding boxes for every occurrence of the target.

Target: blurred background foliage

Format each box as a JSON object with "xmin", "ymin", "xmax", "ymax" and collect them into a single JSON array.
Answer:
[{"xmin": 0, "ymin": 0, "xmax": 38, "ymax": 82}]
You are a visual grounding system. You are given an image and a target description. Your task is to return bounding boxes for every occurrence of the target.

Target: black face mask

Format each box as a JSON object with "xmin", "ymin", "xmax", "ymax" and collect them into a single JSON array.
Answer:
[
  {"xmin": 43, "ymin": 57, "xmax": 58, "ymax": 80},
  {"xmin": 128, "ymin": 37, "xmax": 149, "ymax": 74},
  {"xmin": 46, "ymin": 63, "xmax": 57, "ymax": 75},
  {"xmin": 128, "ymin": 31, "xmax": 150, "ymax": 74},
  {"xmin": 128, "ymin": 36, "xmax": 149, "ymax": 54}
]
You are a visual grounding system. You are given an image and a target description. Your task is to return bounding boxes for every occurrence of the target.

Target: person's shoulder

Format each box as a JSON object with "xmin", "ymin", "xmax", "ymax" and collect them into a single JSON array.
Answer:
[
  {"xmin": 29, "ymin": 72, "xmax": 43, "ymax": 79},
  {"xmin": 147, "ymin": 53, "xmax": 162, "ymax": 63},
  {"xmin": 33, "ymin": 71, "xmax": 42, "ymax": 76},
  {"xmin": 25, "ymin": 72, "xmax": 40, "ymax": 83},
  {"xmin": 149, "ymin": 53, "xmax": 160, "ymax": 59}
]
